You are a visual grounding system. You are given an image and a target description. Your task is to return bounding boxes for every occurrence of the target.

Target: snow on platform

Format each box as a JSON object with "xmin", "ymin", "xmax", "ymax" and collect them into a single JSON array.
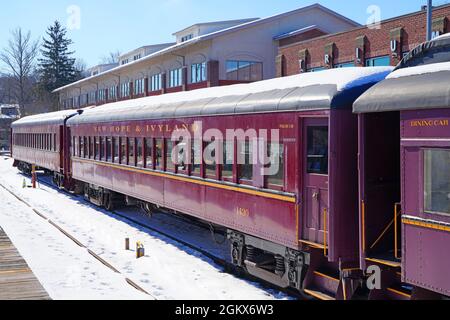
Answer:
[{"xmin": 0, "ymin": 157, "xmax": 289, "ymax": 300}]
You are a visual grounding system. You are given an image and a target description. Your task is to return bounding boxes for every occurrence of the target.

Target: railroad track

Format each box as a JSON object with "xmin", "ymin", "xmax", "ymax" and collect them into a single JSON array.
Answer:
[
  {"xmin": 0, "ymin": 180, "xmax": 157, "ymax": 300},
  {"xmin": 1, "ymin": 164, "xmax": 301, "ymax": 299}
]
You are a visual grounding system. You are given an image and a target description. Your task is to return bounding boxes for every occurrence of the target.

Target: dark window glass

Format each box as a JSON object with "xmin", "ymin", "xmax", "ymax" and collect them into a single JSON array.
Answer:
[
  {"xmin": 128, "ymin": 138, "xmax": 135, "ymax": 166},
  {"xmin": 226, "ymin": 60, "xmax": 263, "ymax": 81},
  {"xmin": 145, "ymin": 138, "xmax": 153, "ymax": 168},
  {"xmin": 365, "ymin": 56, "xmax": 390, "ymax": 67},
  {"xmin": 307, "ymin": 126, "xmax": 329, "ymax": 174},
  {"xmin": 265, "ymin": 143, "xmax": 284, "ymax": 187},
  {"xmin": 137, "ymin": 138, "xmax": 144, "ymax": 167},
  {"xmin": 106, "ymin": 137, "xmax": 112, "ymax": 162},
  {"xmin": 120, "ymin": 137, "xmax": 127, "ymax": 164},
  {"xmin": 99, "ymin": 137, "xmax": 104, "ymax": 160},
  {"xmin": 222, "ymin": 140, "xmax": 234, "ymax": 179},
  {"xmin": 155, "ymin": 139, "xmax": 163, "ymax": 169},
  {"xmin": 238, "ymin": 140, "xmax": 253, "ymax": 181},
  {"xmin": 424, "ymin": 149, "xmax": 450, "ymax": 215}
]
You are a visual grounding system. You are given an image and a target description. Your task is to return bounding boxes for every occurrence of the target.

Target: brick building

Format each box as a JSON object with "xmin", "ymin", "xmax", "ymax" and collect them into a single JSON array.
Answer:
[
  {"xmin": 54, "ymin": 4, "xmax": 359, "ymax": 109},
  {"xmin": 276, "ymin": 4, "xmax": 450, "ymax": 76}
]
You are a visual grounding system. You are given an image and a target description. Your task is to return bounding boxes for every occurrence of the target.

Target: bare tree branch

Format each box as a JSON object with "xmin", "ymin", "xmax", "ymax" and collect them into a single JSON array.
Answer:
[{"xmin": 0, "ymin": 28, "xmax": 40, "ymax": 115}]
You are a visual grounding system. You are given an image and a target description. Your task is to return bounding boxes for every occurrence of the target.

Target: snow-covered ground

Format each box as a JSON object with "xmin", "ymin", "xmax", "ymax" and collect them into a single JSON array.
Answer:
[{"xmin": 0, "ymin": 157, "xmax": 289, "ymax": 300}]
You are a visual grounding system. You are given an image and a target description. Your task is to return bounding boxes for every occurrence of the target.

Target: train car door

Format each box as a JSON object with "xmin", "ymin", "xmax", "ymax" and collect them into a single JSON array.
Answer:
[{"xmin": 302, "ymin": 118, "xmax": 329, "ymax": 244}]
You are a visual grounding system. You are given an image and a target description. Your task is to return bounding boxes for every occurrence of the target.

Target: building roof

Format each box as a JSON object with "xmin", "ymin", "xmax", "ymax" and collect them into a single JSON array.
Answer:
[
  {"xmin": 172, "ymin": 18, "xmax": 259, "ymax": 36},
  {"xmin": 66, "ymin": 67, "xmax": 392, "ymax": 125},
  {"xmin": 53, "ymin": 3, "xmax": 360, "ymax": 93},
  {"xmin": 273, "ymin": 25, "xmax": 328, "ymax": 40}
]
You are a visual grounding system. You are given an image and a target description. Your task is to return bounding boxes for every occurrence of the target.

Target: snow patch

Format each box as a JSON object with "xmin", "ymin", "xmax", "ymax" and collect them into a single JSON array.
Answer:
[{"xmin": 387, "ymin": 61, "xmax": 450, "ymax": 79}]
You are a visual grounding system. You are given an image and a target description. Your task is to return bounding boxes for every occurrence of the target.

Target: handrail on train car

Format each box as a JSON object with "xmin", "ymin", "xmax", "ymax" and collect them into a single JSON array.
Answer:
[
  {"xmin": 324, "ymin": 207, "xmax": 328, "ymax": 257},
  {"xmin": 394, "ymin": 203, "xmax": 402, "ymax": 260},
  {"xmin": 361, "ymin": 200, "xmax": 366, "ymax": 254}
]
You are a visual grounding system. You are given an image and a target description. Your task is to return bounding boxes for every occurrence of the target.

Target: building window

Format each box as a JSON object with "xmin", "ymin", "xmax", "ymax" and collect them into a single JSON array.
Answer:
[
  {"xmin": 265, "ymin": 143, "xmax": 284, "ymax": 187},
  {"xmin": 133, "ymin": 54, "xmax": 141, "ymax": 61},
  {"xmin": 109, "ymin": 86, "xmax": 117, "ymax": 100},
  {"xmin": 120, "ymin": 82, "xmax": 130, "ymax": 98},
  {"xmin": 191, "ymin": 62, "xmax": 206, "ymax": 83},
  {"xmin": 181, "ymin": 34, "xmax": 194, "ymax": 42},
  {"xmin": 134, "ymin": 78, "xmax": 145, "ymax": 95},
  {"xmin": 307, "ymin": 126, "xmax": 329, "ymax": 175},
  {"xmin": 121, "ymin": 59, "xmax": 129, "ymax": 65},
  {"xmin": 98, "ymin": 89, "xmax": 107, "ymax": 101},
  {"xmin": 238, "ymin": 140, "xmax": 253, "ymax": 182},
  {"xmin": 88, "ymin": 91, "xmax": 97, "ymax": 104},
  {"xmin": 335, "ymin": 62, "xmax": 355, "ymax": 68},
  {"xmin": 150, "ymin": 74, "xmax": 162, "ymax": 92},
  {"xmin": 226, "ymin": 60, "xmax": 263, "ymax": 82},
  {"xmin": 169, "ymin": 68, "xmax": 183, "ymax": 88},
  {"xmin": 365, "ymin": 56, "xmax": 390, "ymax": 67},
  {"xmin": 309, "ymin": 67, "xmax": 326, "ymax": 72},
  {"xmin": 424, "ymin": 149, "xmax": 450, "ymax": 215}
]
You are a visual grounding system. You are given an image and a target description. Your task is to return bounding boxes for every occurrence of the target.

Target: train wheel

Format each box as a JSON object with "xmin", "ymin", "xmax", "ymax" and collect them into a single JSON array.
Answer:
[{"xmin": 104, "ymin": 192, "xmax": 114, "ymax": 211}]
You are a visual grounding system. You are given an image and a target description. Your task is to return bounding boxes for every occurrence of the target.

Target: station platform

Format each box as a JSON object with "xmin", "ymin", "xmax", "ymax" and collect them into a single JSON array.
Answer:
[{"xmin": 0, "ymin": 227, "xmax": 50, "ymax": 300}]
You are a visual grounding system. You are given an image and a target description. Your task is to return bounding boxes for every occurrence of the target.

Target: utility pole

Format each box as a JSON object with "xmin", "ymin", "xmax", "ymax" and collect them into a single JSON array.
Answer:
[{"xmin": 427, "ymin": 0, "xmax": 433, "ymax": 41}]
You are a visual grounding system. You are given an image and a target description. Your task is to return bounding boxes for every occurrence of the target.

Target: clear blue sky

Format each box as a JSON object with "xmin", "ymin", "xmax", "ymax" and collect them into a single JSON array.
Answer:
[{"xmin": 0, "ymin": 0, "xmax": 448, "ymax": 68}]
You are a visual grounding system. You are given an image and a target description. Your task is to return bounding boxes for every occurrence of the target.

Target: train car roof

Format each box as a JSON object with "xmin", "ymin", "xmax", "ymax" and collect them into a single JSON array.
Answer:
[
  {"xmin": 354, "ymin": 34, "xmax": 450, "ymax": 113},
  {"xmin": 67, "ymin": 67, "xmax": 392, "ymax": 125},
  {"xmin": 12, "ymin": 109, "xmax": 82, "ymax": 128}
]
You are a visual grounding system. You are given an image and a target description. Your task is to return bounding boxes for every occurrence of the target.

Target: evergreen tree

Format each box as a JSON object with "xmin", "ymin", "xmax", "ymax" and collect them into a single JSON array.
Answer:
[{"xmin": 38, "ymin": 21, "xmax": 78, "ymax": 93}]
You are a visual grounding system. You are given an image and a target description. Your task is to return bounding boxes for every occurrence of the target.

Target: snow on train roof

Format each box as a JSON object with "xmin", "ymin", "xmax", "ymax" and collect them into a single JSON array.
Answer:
[
  {"xmin": 354, "ymin": 62, "xmax": 450, "ymax": 113},
  {"xmin": 12, "ymin": 109, "xmax": 81, "ymax": 127},
  {"xmin": 68, "ymin": 67, "xmax": 392, "ymax": 125}
]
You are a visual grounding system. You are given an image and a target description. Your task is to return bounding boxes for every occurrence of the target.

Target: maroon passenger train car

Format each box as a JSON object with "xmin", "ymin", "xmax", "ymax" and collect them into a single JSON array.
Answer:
[
  {"xmin": 62, "ymin": 67, "xmax": 391, "ymax": 299},
  {"xmin": 11, "ymin": 110, "xmax": 80, "ymax": 188},
  {"xmin": 354, "ymin": 34, "xmax": 450, "ymax": 299}
]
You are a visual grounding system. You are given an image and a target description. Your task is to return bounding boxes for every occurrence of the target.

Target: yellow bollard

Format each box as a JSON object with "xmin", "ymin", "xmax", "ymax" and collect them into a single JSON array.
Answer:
[
  {"xmin": 22, "ymin": 178, "xmax": 26, "ymax": 188},
  {"xmin": 136, "ymin": 242, "xmax": 145, "ymax": 259}
]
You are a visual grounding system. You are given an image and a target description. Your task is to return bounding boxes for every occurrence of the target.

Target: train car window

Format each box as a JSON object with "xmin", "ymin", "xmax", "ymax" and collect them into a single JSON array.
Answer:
[
  {"xmin": 166, "ymin": 139, "xmax": 175, "ymax": 172},
  {"xmin": 106, "ymin": 137, "xmax": 112, "ymax": 162},
  {"xmin": 98, "ymin": 137, "xmax": 103, "ymax": 160},
  {"xmin": 120, "ymin": 137, "xmax": 127, "ymax": 164},
  {"xmin": 205, "ymin": 140, "xmax": 218, "ymax": 178},
  {"xmin": 222, "ymin": 140, "xmax": 234, "ymax": 180},
  {"xmin": 113, "ymin": 138, "xmax": 119, "ymax": 163},
  {"xmin": 53, "ymin": 134, "xmax": 57, "ymax": 152},
  {"xmin": 78, "ymin": 137, "xmax": 84, "ymax": 158},
  {"xmin": 128, "ymin": 138, "xmax": 135, "ymax": 166},
  {"xmin": 88, "ymin": 137, "xmax": 93, "ymax": 159},
  {"xmin": 72, "ymin": 137, "xmax": 76, "ymax": 156},
  {"xmin": 155, "ymin": 139, "xmax": 163, "ymax": 170},
  {"xmin": 238, "ymin": 140, "xmax": 253, "ymax": 182},
  {"xmin": 191, "ymin": 140, "xmax": 202, "ymax": 176},
  {"xmin": 145, "ymin": 138, "xmax": 153, "ymax": 169},
  {"xmin": 137, "ymin": 138, "xmax": 144, "ymax": 167},
  {"xmin": 99, "ymin": 137, "xmax": 105, "ymax": 161},
  {"xmin": 83, "ymin": 137, "xmax": 88, "ymax": 158},
  {"xmin": 424, "ymin": 149, "xmax": 450, "ymax": 215},
  {"xmin": 265, "ymin": 143, "xmax": 285, "ymax": 188},
  {"xmin": 307, "ymin": 127, "xmax": 329, "ymax": 175}
]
